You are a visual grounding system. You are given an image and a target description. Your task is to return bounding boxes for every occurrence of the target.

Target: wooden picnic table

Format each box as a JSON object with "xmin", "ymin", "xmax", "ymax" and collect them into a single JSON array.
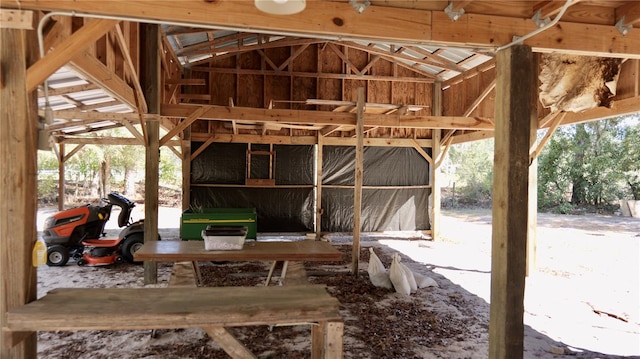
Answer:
[
  {"xmin": 134, "ymin": 240, "xmax": 342, "ymax": 262},
  {"xmin": 134, "ymin": 240, "xmax": 343, "ymax": 286}
]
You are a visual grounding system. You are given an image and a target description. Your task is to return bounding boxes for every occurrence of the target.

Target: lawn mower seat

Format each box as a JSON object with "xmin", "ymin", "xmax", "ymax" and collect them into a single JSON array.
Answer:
[{"xmin": 107, "ymin": 192, "xmax": 135, "ymax": 228}]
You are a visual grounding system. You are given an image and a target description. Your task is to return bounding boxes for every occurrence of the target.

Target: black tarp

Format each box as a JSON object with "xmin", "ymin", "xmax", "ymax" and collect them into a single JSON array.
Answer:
[
  {"xmin": 190, "ymin": 142, "xmax": 431, "ymax": 233},
  {"xmin": 321, "ymin": 188, "xmax": 430, "ymax": 232},
  {"xmin": 190, "ymin": 143, "xmax": 314, "ymax": 232},
  {"xmin": 322, "ymin": 146, "xmax": 430, "ymax": 186},
  {"xmin": 191, "ymin": 187, "xmax": 314, "ymax": 232}
]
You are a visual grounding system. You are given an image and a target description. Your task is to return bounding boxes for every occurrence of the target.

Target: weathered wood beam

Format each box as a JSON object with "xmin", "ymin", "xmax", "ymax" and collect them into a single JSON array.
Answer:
[
  {"xmin": 161, "ymin": 104, "xmax": 495, "ymax": 130},
  {"xmin": 121, "ymin": 120, "xmax": 145, "ymax": 144},
  {"xmin": 0, "ymin": 26, "xmax": 38, "ymax": 357},
  {"xmin": 8, "ymin": 1, "xmax": 639, "ymax": 58},
  {"xmin": 530, "ymin": 111, "xmax": 565, "ymax": 161},
  {"xmin": 190, "ymin": 132, "xmax": 433, "ymax": 148},
  {"xmin": 114, "ymin": 23, "xmax": 148, "ymax": 113},
  {"xmin": 27, "ymin": 18, "xmax": 118, "ymax": 92},
  {"xmin": 0, "ymin": 9, "xmax": 34, "ymax": 29},
  {"xmin": 560, "ymin": 96, "xmax": 640, "ymax": 126},
  {"xmin": 352, "ymin": 87, "xmax": 365, "ymax": 276},
  {"xmin": 338, "ymin": 42, "xmax": 438, "ymax": 78},
  {"xmin": 328, "ymin": 43, "xmax": 362, "ymax": 76},
  {"xmin": 616, "ymin": 1, "xmax": 640, "ymax": 26},
  {"xmin": 187, "ymin": 38, "xmax": 325, "ymax": 66},
  {"xmin": 141, "ymin": 23, "xmax": 160, "ymax": 284},
  {"xmin": 489, "ymin": 44, "xmax": 533, "ymax": 359},
  {"xmin": 159, "ymin": 106, "xmax": 206, "ymax": 146},
  {"xmin": 42, "ymin": 83, "xmax": 99, "ymax": 96},
  {"xmin": 410, "ymin": 139, "xmax": 434, "ymax": 164},
  {"xmin": 278, "ymin": 43, "xmax": 310, "ymax": 71},
  {"xmin": 58, "ymin": 136, "xmax": 180, "ymax": 146},
  {"xmin": 463, "ymin": 79, "xmax": 496, "ymax": 116},
  {"xmin": 67, "ymin": 50, "xmax": 136, "ymax": 109},
  {"xmin": 192, "ymin": 66, "xmax": 435, "ymax": 83}
]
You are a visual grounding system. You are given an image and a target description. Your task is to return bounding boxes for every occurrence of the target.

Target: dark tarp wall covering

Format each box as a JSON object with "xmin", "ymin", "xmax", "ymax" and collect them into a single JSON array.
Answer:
[
  {"xmin": 322, "ymin": 146, "xmax": 431, "ymax": 232},
  {"xmin": 321, "ymin": 188, "xmax": 430, "ymax": 232},
  {"xmin": 190, "ymin": 187, "xmax": 314, "ymax": 232},
  {"xmin": 190, "ymin": 143, "xmax": 315, "ymax": 232},
  {"xmin": 190, "ymin": 143, "xmax": 430, "ymax": 233}
]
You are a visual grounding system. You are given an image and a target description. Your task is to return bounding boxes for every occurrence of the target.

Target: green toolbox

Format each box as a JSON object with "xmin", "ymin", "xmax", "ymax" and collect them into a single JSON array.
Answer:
[{"xmin": 181, "ymin": 208, "xmax": 257, "ymax": 240}]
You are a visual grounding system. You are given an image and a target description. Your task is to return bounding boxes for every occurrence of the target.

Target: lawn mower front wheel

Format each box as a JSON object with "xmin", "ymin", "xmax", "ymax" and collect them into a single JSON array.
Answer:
[
  {"xmin": 47, "ymin": 245, "xmax": 70, "ymax": 266},
  {"xmin": 121, "ymin": 233, "xmax": 144, "ymax": 264}
]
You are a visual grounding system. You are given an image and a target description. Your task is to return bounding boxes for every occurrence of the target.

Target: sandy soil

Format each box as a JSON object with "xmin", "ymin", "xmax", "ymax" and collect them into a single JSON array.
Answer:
[{"xmin": 34, "ymin": 207, "xmax": 640, "ymax": 358}]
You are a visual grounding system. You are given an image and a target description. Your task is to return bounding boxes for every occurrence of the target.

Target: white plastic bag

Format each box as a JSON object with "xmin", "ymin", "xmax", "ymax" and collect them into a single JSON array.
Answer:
[
  {"xmin": 367, "ymin": 247, "xmax": 386, "ymax": 276},
  {"xmin": 367, "ymin": 248, "xmax": 393, "ymax": 289},
  {"xmin": 414, "ymin": 272, "xmax": 439, "ymax": 288},
  {"xmin": 397, "ymin": 255, "xmax": 417, "ymax": 293},
  {"xmin": 389, "ymin": 253, "xmax": 411, "ymax": 295}
]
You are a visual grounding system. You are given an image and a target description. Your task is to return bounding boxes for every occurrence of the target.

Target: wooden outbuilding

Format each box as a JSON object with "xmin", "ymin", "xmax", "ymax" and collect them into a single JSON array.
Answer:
[{"xmin": 1, "ymin": 1, "xmax": 639, "ymax": 358}]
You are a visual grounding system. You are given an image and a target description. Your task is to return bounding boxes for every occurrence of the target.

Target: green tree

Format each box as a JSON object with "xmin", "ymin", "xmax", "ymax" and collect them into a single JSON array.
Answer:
[
  {"xmin": 447, "ymin": 138, "xmax": 494, "ymax": 205},
  {"xmin": 619, "ymin": 119, "xmax": 640, "ymax": 199},
  {"xmin": 538, "ymin": 116, "xmax": 638, "ymax": 211}
]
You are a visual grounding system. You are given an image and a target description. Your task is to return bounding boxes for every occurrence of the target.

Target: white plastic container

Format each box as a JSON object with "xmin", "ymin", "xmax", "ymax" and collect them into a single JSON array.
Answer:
[{"xmin": 201, "ymin": 230, "xmax": 246, "ymax": 250}]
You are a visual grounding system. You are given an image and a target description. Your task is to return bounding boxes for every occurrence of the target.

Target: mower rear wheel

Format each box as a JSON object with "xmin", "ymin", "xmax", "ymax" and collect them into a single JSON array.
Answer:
[
  {"xmin": 121, "ymin": 233, "xmax": 144, "ymax": 264},
  {"xmin": 47, "ymin": 245, "xmax": 70, "ymax": 266}
]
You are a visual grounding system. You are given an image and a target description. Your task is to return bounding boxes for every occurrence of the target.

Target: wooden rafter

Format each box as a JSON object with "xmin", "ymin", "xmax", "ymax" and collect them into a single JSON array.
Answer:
[
  {"xmin": 114, "ymin": 23, "xmax": 148, "ymax": 113},
  {"xmin": 530, "ymin": 111, "xmax": 566, "ymax": 162},
  {"xmin": 159, "ymin": 106, "xmax": 207, "ymax": 146},
  {"xmin": 27, "ymin": 19, "xmax": 119, "ymax": 92},
  {"xmin": 338, "ymin": 41, "xmax": 438, "ymax": 79},
  {"xmin": 67, "ymin": 50, "xmax": 136, "ymax": 109}
]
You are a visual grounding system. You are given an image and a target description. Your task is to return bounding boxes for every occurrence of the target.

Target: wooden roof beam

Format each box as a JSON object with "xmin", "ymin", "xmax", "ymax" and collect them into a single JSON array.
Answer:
[
  {"xmin": 161, "ymin": 104, "xmax": 495, "ymax": 131},
  {"xmin": 10, "ymin": 1, "xmax": 639, "ymax": 58}
]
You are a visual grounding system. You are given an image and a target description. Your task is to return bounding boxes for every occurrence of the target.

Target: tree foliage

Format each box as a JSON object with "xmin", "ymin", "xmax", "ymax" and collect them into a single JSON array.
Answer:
[
  {"xmin": 538, "ymin": 115, "xmax": 639, "ymax": 211},
  {"xmin": 443, "ymin": 115, "xmax": 639, "ymax": 212},
  {"xmin": 446, "ymin": 139, "xmax": 494, "ymax": 205},
  {"xmin": 37, "ymin": 127, "xmax": 182, "ymax": 201}
]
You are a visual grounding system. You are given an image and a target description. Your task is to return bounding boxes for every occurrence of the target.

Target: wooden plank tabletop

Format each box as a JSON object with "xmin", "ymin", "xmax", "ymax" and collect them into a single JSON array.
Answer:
[
  {"xmin": 134, "ymin": 240, "xmax": 343, "ymax": 262},
  {"xmin": 6, "ymin": 285, "xmax": 341, "ymax": 331}
]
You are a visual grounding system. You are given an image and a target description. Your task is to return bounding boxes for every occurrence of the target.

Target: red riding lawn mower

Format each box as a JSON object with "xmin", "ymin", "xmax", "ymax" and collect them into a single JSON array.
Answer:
[{"xmin": 41, "ymin": 192, "xmax": 154, "ymax": 266}]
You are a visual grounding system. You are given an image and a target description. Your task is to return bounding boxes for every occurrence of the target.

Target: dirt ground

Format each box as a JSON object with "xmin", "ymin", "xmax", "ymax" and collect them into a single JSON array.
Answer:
[{"xmin": 34, "ymin": 207, "xmax": 640, "ymax": 358}]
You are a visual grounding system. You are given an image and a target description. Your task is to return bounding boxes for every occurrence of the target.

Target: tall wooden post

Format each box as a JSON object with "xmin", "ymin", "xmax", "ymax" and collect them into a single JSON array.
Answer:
[
  {"xmin": 430, "ymin": 81, "xmax": 443, "ymax": 240},
  {"xmin": 315, "ymin": 133, "xmax": 324, "ymax": 235},
  {"xmin": 351, "ymin": 87, "xmax": 364, "ymax": 276},
  {"xmin": 141, "ymin": 23, "xmax": 160, "ymax": 284},
  {"xmin": 0, "ymin": 27, "xmax": 38, "ymax": 358},
  {"xmin": 58, "ymin": 143, "xmax": 65, "ymax": 210},
  {"xmin": 489, "ymin": 45, "xmax": 533, "ymax": 359},
  {"xmin": 527, "ymin": 55, "xmax": 540, "ymax": 276},
  {"xmin": 182, "ymin": 127, "xmax": 191, "ymax": 211}
]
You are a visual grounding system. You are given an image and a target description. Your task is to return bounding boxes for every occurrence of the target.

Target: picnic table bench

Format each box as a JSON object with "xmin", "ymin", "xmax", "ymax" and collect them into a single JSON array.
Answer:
[{"xmin": 5, "ymin": 285, "xmax": 343, "ymax": 358}]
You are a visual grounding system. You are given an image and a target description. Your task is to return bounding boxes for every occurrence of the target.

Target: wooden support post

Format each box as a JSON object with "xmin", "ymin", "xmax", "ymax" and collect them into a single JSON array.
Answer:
[
  {"xmin": 141, "ymin": 23, "xmax": 161, "ymax": 284},
  {"xmin": 430, "ymin": 81, "xmax": 443, "ymax": 240},
  {"xmin": 182, "ymin": 127, "xmax": 191, "ymax": 211},
  {"xmin": 58, "ymin": 143, "xmax": 65, "ymax": 211},
  {"xmin": 351, "ymin": 87, "xmax": 364, "ymax": 276},
  {"xmin": 489, "ymin": 45, "xmax": 533, "ymax": 359},
  {"xmin": 0, "ymin": 27, "xmax": 38, "ymax": 357},
  {"xmin": 527, "ymin": 54, "xmax": 540, "ymax": 277},
  {"xmin": 316, "ymin": 133, "xmax": 324, "ymax": 235}
]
